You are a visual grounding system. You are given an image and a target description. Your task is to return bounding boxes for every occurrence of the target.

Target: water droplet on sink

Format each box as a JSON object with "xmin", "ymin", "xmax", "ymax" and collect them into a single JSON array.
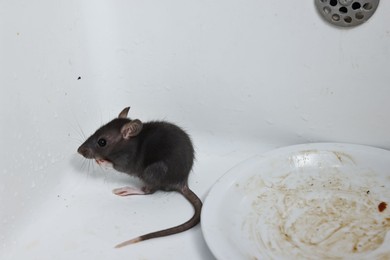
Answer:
[{"xmin": 300, "ymin": 115, "xmax": 309, "ymax": 122}]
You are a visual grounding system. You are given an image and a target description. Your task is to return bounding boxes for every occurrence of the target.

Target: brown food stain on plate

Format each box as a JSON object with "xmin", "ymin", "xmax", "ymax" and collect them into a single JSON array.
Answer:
[
  {"xmin": 378, "ymin": 202, "xmax": 387, "ymax": 212},
  {"xmin": 333, "ymin": 151, "xmax": 356, "ymax": 164},
  {"xmin": 240, "ymin": 167, "xmax": 390, "ymax": 259}
]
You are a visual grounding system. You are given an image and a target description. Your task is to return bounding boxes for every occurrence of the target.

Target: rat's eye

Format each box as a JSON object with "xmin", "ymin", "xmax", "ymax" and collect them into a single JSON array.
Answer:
[{"xmin": 97, "ymin": 138, "xmax": 107, "ymax": 147}]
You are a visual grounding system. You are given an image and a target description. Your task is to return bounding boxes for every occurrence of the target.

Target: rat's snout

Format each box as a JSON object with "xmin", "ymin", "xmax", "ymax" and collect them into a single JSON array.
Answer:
[{"xmin": 77, "ymin": 145, "xmax": 93, "ymax": 159}]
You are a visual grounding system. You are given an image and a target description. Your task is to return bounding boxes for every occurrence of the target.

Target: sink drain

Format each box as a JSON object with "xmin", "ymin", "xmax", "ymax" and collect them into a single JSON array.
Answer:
[{"xmin": 315, "ymin": 0, "xmax": 380, "ymax": 27}]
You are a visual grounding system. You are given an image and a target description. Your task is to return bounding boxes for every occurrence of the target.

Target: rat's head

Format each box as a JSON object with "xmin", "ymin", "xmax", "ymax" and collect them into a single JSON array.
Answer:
[{"xmin": 77, "ymin": 107, "xmax": 143, "ymax": 164}]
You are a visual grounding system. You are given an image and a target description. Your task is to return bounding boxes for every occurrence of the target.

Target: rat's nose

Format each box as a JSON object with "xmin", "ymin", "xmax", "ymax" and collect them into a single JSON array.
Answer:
[{"xmin": 77, "ymin": 146, "xmax": 91, "ymax": 158}]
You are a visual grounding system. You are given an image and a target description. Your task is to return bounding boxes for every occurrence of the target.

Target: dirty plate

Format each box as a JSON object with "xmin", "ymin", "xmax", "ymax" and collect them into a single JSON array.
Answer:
[{"xmin": 202, "ymin": 143, "xmax": 390, "ymax": 260}]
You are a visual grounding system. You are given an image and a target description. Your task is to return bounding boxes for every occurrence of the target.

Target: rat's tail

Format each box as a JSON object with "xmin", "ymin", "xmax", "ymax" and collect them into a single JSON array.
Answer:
[{"xmin": 114, "ymin": 185, "xmax": 202, "ymax": 248}]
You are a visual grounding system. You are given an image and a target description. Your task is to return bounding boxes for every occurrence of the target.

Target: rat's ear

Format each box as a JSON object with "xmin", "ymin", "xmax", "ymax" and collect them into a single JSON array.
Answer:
[
  {"xmin": 118, "ymin": 107, "xmax": 130, "ymax": 118},
  {"xmin": 121, "ymin": 119, "xmax": 143, "ymax": 139}
]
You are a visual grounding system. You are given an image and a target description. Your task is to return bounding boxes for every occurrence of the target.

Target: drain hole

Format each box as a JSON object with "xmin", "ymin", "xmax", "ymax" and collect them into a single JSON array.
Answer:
[
  {"xmin": 330, "ymin": 0, "xmax": 337, "ymax": 6},
  {"xmin": 344, "ymin": 16, "xmax": 353, "ymax": 23},
  {"xmin": 355, "ymin": 12, "xmax": 364, "ymax": 19},
  {"xmin": 323, "ymin": 6, "xmax": 331, "ymax": 14},
  {"xmin": 352, "ymin": 2, "xmax": 361, "ymax": 10},
  {"xmin": 363, "ymin": 3, "xmax": 373, "ymax": 10},
  {"xmin": 332, "ymin": 14, "xmax": 341, "ymax": 21},
  {"xmin": 320, "ymin": 0, "xmax": 327, "ymax": 2},
  {"xmin": 339, "ymin": 7, "xmax": 348, "ymax": 13}
]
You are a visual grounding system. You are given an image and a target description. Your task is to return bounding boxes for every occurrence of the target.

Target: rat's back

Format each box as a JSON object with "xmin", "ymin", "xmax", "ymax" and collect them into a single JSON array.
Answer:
[{"xmin": 136, "ymin": 121, "xmax": 195, "ymax": 187}]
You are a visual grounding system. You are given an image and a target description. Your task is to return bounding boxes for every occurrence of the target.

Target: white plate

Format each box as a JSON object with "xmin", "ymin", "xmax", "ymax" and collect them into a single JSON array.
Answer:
[{"xmin": 202, "ymin": 143, "xmax": 390, "ymax": 260}]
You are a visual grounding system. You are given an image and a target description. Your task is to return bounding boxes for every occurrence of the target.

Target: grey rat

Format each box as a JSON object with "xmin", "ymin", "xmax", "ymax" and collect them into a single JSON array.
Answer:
[{"xmin": 77, "ymin": 107, "xmax": 202, "ymax": 248}]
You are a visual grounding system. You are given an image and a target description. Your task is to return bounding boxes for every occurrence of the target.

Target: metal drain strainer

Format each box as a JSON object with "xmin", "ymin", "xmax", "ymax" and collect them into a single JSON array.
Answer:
[{"xmin": 315, "ymin": 0, "xmax": 379, "ymax": 27}]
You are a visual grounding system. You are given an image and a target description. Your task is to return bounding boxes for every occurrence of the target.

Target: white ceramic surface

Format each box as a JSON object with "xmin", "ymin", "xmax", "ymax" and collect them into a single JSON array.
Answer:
[
  {"xmin": 1, "ymin": 0, "xmax": 390, "ymax": 259},
  {"xmin": 202, "ymin": 143, "xmax": 390, "ymax": 259}
]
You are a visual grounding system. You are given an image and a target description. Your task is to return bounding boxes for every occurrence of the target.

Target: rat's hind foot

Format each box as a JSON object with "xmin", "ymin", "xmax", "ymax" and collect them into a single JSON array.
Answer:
[
  {"xmin": 112, "ymin": 186, "xmax": 155, "ymax": 196},
  {"xmin": 113, "ymin": 186, "xmax": 145, "ymax": 196}
]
